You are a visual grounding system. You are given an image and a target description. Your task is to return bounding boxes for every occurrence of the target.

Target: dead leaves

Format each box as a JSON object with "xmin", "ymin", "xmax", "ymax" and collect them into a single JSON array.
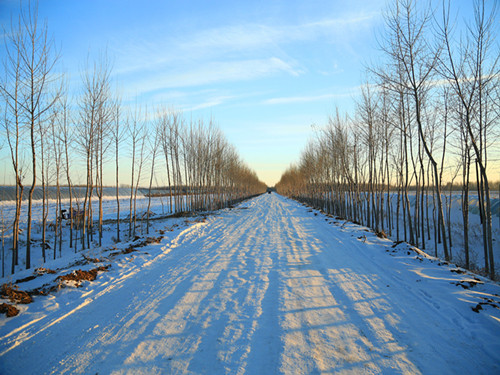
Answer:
[
  {"xmin": 57, "ymin": 266, "xmax": 110, "ymax": 287},
  {"xmin": 0, "ymin": 283, "xmax": 33, "ymax": 318}
]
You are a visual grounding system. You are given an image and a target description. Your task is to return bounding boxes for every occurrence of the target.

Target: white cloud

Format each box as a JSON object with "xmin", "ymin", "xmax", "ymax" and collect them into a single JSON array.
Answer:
[
  {"xmin": 263, "ymin": 91, "xmax": 356, "ymax": 105},
  {"xmin": 112, "ymin": 12, "xmax": 378, "ymax": 78},
  {"xmin": 108, "ymin": 10, "xmax": 380, "ymax": 105},
  {"xmin": 123, "ymin": 57, "xmax": 300, "ymax": 94},
  {"xmin": 183, "ymin": 95, "xmax": 234, "ymax": 112},
  {"xmin": 264, "ymin": 93, "xmax": 336, "ymax": 105}
]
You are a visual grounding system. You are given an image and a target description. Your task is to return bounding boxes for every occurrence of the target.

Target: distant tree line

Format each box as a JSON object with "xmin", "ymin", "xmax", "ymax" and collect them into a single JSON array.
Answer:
[
  {"xmin": 0, "ymin": 1, "xmax": 266, "ymax": 274},
  {"xmin": 276, "ymin": 0, "xmax": 499, "ymax": 279}
]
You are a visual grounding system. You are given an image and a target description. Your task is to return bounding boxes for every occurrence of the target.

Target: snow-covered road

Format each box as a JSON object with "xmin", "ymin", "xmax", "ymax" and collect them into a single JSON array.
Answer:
[{"xmin": 1, "ymin": 193, "xmax": 499, "ymax": 374}]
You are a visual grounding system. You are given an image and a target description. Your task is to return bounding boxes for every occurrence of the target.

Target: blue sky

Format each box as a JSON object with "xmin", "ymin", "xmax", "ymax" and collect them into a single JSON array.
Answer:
[{"xmin": 0, "ymin": 0, "xmax": 477, "ymax": 186}]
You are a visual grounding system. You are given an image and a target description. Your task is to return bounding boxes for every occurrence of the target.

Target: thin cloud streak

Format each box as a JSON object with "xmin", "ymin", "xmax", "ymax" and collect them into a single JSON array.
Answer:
[
  {"xmin": 120, "ymin": 57, "xmax": 300, "ymax": 95},
  {"xmin": 263, "ymin": 90, "xmax": 359, "ymax": 105},
  {"xmin": 183, "ymin": 95, "xmax": 235, "ymax": 112}
]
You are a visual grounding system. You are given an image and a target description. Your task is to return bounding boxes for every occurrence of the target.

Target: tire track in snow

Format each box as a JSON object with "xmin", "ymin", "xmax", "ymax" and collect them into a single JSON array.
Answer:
[
  {"xmin": 56, "ymin": 214, "xmax": 256, "ymax": 374},
  {"xmin": 275, "ymin": 203, "xmax": 405, "ymax": 374},
  {"xmin": 52, "ymin": 201, "xmax": 282, "ymax": 374},
  {"xmin": 312, "ymin": 229, "xmax": 476, "ymax": 373}
]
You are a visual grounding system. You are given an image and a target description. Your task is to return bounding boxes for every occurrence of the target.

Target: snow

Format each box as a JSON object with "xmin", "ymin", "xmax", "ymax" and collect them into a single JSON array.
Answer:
[
  {"xmin": 0, "ymin": 193, "xmax": 184, "ymax": 274},
  {"xmin": 318, "ymin": 191, "xmax": 500, "ymax": 274},
  {"xmin": 0, "ymin": 193, "xmax": 499, "ymax": 374}
]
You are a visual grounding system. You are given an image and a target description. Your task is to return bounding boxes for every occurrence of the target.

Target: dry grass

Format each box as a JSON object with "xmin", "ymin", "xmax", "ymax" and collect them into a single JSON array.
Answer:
[
  {"xmin": 57, "ymin": 266, "xmax": 110, "ymax": 287},
  {"xmin": 0, "ymin": 303, "xmax": 19, "ymax": 317},
  {"xmin": 1, "ymin": 283, "xmax": 33, "ymax": 304}
]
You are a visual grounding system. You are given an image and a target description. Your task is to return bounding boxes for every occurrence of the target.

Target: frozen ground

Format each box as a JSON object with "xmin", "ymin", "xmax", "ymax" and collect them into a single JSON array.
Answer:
[{"xmin": 0, "ymin": 193, "xmax": 499, "ymax": 374}]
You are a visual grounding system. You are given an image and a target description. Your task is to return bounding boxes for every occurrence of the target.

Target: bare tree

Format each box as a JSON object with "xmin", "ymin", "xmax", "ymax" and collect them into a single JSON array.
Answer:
[
  {"xmin": 438, "ymin": 0, "xmax": 498, "ymax": 278},
  {"xmin": 112, "ymin": 98, "xmax": 122, "ymax": 242},
  {"xmin": 1, "ymin": 45, "xmax": 24, "ymax": 273},
  {"xmin": 59, "ymin": 91, "xmax": 74, "ymax": 250},
  {"xmin": 379, "ymin": 0, "xmax": 449, "ymax": 259},
  {"xmin": 127, "ymin": 105, "xmax": 146, "ymax": 238},
  {"xmin": 38, "ymin": 109, "xmax": 51, "ymax": 262},
  {"xmin": 77, "ymin": 54, "xmax": 112, "ymax": 249},
  {"xmin": 1, "ymin": 1, "xmax": 60, "ymax": 269},
  {"xmin": 50, "ymin": 97, "xmax": 66, "ymax": 258},
  {"xmin": 146, "ymin": 112, "xmax": 162, "ymax": 234}
]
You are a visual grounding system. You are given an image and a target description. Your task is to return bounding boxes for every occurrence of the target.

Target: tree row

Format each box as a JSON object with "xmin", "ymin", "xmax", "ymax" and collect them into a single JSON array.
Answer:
[{"xmin": 277, "ymin": 0, "xmax": 499, "ymax": 279}]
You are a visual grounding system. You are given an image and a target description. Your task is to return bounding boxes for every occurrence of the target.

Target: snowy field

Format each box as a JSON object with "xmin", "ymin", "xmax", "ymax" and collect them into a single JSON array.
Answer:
[
  {"xmin": 0, "ymin": 193, "xmax": 175, "ymax": 227},
  {"xmin": 0, "ymin": 193, "xmax": 499, "ymax": 374},
  {"xmin": 318, "ymin": 191, "xmax": 500, "ymax": 275},
  {"xmin": 0, "ymin": 193, "xmax": 185, "ymax": 275},
  {"xmin": 384, "ymin": 192, "xmax": 500, "ymax": 272}
]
